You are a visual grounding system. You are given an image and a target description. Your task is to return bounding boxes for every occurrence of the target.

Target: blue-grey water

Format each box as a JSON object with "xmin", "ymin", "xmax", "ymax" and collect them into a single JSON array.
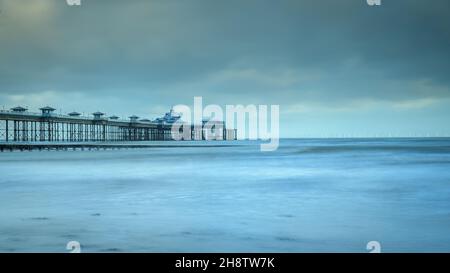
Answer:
[{"xmin": 1, "ymin": 138, "xmax": 450, "ymax": 253}]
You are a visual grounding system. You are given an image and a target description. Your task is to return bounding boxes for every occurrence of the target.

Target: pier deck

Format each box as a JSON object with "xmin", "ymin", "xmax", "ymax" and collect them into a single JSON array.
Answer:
[
  {"xmin": 0, "ymin": 108, "xmax": 237, "ymax": 143},
  {"xmin": 0, "ymin": 142, "xmax": 238, "ymax": 152}
]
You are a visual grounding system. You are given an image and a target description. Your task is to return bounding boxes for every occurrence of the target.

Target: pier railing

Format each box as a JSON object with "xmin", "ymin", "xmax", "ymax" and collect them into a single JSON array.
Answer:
[
  {"xmin": 0, "ymin": 110, "xmax": 131, "ymax": 124},
  {"xmin": 0, "ymin": 110, "xmax": 238, "ymax": 143}
]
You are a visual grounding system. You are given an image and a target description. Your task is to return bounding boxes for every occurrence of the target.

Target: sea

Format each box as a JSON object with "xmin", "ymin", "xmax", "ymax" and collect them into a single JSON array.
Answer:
[{"xmin": 0, "ymin": 138, "xmax": 449, "ymax": 252}]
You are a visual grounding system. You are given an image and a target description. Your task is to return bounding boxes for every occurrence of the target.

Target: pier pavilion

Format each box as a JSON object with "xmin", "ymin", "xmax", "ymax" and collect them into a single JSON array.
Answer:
[{"xmin": 0, "ymin": 106, "xmax": 237, "ymax": 142}]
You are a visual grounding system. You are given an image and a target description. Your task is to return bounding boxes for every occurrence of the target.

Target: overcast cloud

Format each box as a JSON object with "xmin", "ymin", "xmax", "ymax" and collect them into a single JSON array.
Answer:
[{"xmin": 0, "ymin": 0, "xmax": 449, "ymax": 137}]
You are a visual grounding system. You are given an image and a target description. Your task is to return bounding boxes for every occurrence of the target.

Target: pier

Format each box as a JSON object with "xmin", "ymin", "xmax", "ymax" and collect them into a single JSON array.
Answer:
[{"xmin": 0, "ymin": 106, "xmax": 237, "ymax": 149}]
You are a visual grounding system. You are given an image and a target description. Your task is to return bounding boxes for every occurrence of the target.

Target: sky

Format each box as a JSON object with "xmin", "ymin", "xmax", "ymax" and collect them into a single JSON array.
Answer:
[{"xmin": 0, "ymin": 0, "xmax": 449, "ymax": 138}]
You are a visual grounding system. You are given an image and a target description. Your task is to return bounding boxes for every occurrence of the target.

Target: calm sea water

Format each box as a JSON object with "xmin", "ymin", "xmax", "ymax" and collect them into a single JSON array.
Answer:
[{"xmin": 0, "ymin": 138, "xmax": 450, "ymax": 252}]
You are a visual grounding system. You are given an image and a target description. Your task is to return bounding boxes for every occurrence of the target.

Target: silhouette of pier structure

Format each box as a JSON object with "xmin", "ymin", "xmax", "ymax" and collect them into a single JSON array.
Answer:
[{"xmin": 0, "ymin": 106, "xmax": 237, "ymax": 150}]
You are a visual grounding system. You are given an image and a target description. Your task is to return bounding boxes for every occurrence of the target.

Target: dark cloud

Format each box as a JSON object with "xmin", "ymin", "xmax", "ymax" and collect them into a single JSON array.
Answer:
[{"xmin": 0, "ymin": 0, "xmax": 449, "ymax": 136}]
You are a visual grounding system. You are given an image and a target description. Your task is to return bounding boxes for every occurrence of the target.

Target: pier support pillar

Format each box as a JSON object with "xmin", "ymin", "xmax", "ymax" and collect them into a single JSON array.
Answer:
[{"xmin": 5, "ymin": 120, "xmax": 8, "ymax": 142}]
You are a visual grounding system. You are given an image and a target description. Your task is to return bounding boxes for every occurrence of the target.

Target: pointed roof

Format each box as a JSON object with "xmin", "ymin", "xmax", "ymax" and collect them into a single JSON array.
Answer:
[
  {"xmin": 129, "ymin": 115, "xmax": 139, "ymax": 119},
  {"xmin": 11, "ymin": 106, "xmax": 28, "ymax": 112},
  {"xmin": 109, "ymin": 115, "xmax": 119, "ymax": 120},
  {"xmin": 40, "ymin": 106, "xmax": 56, "ymax": 111},
  {"xmin": 92, "ymin": 111, "xmax": 105, "ymax": 116}
]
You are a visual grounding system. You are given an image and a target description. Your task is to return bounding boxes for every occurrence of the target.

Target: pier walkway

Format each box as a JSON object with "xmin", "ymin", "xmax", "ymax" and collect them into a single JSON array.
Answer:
[{"xmin": 0, "ymin": 106, "xmax": 237, "ymax": 143}]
